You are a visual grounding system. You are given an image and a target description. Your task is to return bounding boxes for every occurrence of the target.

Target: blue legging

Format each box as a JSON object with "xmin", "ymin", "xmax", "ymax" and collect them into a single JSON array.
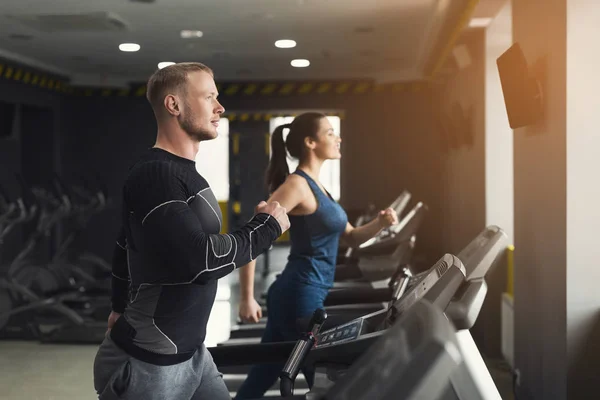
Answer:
[{"xmin": 234, "ymin": 278, "xmax": 328, "ymax": 399}]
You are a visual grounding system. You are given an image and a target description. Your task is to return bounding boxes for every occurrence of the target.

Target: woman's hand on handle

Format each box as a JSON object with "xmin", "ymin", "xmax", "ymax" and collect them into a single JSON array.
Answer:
[
  {"xmin": 377, "ymin": 207, "xmax": 398, "ymax": 228},
  {"xmin": 239, "ymin": 297, "xmax": 263, "ymax": 324},
  {"xmin": 342, "ymin": 207, "xmax": 399, "ymax": 248}
]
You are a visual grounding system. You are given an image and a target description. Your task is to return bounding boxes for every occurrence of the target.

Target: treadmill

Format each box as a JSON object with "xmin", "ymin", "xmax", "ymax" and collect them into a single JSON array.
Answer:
[
  {"xmin": 310, "ymin": 298, "xmax": 466, "ymax": 400},
  {"xmin": 253, "ymin": 297, "xmax": 493, "ymax": 400},
  {"xmin": 210, "ymin": 251, "xmax": 466, "ymax": 370},
  {"xmin": 284, "ymin": 226, "xmax": 508, "ymax": 400},
  {"xmin": 267, "ymin": 298, "xmax": 467, "ymax": 400},
  {"xmin": 228, "ymin": 225, "xmax": 506, "ymax": 343},
  {"xmin": 327, "ymin": 224, "xmax": 509, "ymax": 307},
  {"xmin": 225, "ymin": 257, "xmax": 413, "ymax": 343},
  {"xmin": 210, "ymin": 226, "xmax": 507, "ymax": 399},
  {"xmin": 211, "ymin": 253, "xmax": 466, "ymax": 397}
]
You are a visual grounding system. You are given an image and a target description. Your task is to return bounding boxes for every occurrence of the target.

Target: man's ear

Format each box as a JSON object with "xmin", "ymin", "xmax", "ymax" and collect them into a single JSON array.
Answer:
[{"xmin": 164, "ymin": 94, "xmax": 181, "ymax": 116}]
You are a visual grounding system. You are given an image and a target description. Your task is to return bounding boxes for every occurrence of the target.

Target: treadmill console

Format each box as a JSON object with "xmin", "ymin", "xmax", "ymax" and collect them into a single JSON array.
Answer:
[
  {"xmin": 383, "ymin": 254, "xmax": 464, "ymax": 328},
  {"xmin": 313, "ymin": 254, "xmax": 463, "ymax": 351},
  {"xmin": 392, "ymin": 256, "xmax": 450, "ymax": 314},
  {"xmin": 316, "ymin": 318, "xmax": 365, "ymax": 348}
]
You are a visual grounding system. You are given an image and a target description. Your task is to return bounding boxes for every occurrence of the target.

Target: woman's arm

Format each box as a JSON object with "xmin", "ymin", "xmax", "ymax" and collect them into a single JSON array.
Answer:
[
  {"xmin": 341, "ymin": 207, "xmax": 398, "ymax": 248},
  {"xmin": 238, "ymin": 175, "xmax": 309, "ymax": 323}
]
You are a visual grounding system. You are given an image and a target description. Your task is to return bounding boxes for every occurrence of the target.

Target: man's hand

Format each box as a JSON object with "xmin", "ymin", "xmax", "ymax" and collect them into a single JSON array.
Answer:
[
  {"xmin": 239, "ymin": 298, "xmax": 263, "ymax": 323},
  {"xmin": 377, "ymin": 207, "xmax": 398, "ymax": 228},
  {"xmin": 255, "ymin": 201, "xmax": 290, "ymax": 233},
  {"xmin": 106, "ymin": 311, "xmax": 121, "ymax": 336}
]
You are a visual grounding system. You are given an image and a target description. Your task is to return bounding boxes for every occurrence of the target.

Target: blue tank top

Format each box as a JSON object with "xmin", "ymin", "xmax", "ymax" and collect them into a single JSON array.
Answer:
[{"xmin": 279, "ymin": 169, "xmax": 348, "ymax": 289}]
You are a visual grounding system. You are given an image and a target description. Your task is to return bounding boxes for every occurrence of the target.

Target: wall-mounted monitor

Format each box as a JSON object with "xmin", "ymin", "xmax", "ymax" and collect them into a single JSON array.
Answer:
[{"xmin": 497, "ymin": 42, "xmax": 543, "ymax": 129}]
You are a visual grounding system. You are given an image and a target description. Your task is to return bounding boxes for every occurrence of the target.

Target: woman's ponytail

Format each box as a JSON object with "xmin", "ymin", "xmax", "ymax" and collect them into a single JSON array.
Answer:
[{"xmin": 265, "ymin": 124, "xmax": 290, "ymax": 193}]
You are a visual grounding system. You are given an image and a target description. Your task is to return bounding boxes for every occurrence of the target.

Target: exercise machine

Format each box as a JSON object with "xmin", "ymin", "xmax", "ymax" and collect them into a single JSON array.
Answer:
[
  {"xmin": 0, "ymin": 175, "xmax": 110, "ymax": 343},
  {"xmin": 210, "ymin": 226, "xmax": 507, "ymax": 399},
  {"xmin": 210, "ymin": 251, "xmax": 466, "ymax": 396},
  {"xmin": 228, "ymin": 223, "xmax": 503, "ymax": 345},
  {"xmin": 280, "ymin": 298, "xmax": 466, "ymax": 400},
  {"xmin": 299, "ymin": 227, "xmax": 507, "ymax": 400}
]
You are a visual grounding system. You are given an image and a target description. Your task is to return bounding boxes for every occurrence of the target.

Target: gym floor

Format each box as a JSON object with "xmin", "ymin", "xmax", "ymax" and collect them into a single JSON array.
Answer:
[{"xmin": 0, "ymin": 246, "xmax": 514, "ymax": 400}]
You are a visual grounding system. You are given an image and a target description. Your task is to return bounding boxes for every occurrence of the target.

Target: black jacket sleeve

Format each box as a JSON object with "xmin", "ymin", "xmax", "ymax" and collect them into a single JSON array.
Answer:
[{"xmin": 125, "ymin": 161, "xmax": 282, "ymax": 284}]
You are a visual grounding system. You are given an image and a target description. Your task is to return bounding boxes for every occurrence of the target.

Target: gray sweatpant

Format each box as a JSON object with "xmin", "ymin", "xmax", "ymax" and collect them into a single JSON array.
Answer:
[{"xmin": 93, "ymin": 335, "xmax": 231, "ymax": 400}]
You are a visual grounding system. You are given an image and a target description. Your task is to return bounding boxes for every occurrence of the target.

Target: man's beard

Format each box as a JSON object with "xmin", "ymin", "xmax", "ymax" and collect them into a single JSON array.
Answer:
[{"xmin": 179, "ymin": 111, "xmax": 216, "ymax": 142}]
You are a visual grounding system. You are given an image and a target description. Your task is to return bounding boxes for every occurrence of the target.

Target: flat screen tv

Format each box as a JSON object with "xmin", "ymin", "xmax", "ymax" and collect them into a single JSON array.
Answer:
[{"xmin": 496, "ymin": 42, "xmax": 543, "ymax": 129}]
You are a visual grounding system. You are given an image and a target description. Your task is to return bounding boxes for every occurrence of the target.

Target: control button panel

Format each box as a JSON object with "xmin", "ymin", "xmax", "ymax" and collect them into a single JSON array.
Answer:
[{"xmin": 315, "ymin": 318, "xmax": 363, "ymax": 348}]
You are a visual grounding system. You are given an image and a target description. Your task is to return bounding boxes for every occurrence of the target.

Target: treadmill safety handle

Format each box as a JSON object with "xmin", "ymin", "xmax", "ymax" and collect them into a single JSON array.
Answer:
[{"xmin": 280, "ymin": 308, "xmax": 328, "ymax": 397}]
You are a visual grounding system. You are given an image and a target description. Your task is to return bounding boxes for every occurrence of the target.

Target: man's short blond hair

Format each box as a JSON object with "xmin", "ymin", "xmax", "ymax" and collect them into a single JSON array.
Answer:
[{"xmin": 146, "ymin": 62, "xmax": 214, "ymax": 111}]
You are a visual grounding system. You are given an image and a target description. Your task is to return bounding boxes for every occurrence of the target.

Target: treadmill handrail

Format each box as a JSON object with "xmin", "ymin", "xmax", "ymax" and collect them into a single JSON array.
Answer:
[
  {"xmin": 457, "ymin": 225, "xmax": 508, "ymax": 281},
  {"xmin": 208, "ymin": 341, "xmax": 297, "ymax": 367},
  {"xmin": 357, "ymin": 202, "xmax": 427, "ymax": 251},
  {"xmin": 445, "ymin": 278, "xmax": 488, "ymax": 331},
  {"xmin": 389, "ymin": 190, "xmax": 411, "ymax": 217}
]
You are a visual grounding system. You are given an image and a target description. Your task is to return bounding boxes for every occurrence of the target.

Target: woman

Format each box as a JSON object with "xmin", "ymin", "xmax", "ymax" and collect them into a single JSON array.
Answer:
[{"xmin": 234, "ymin": 112, "xmax": 397, "ymax": 399}]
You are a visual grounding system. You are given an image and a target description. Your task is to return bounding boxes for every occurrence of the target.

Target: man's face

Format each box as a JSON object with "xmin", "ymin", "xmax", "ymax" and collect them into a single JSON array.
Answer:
[{"xmin": 178, "ymin": 70, "xmax": 225, "ymax": 142}]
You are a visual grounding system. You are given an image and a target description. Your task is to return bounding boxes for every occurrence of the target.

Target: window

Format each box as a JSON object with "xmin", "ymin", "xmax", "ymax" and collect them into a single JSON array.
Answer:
[
  {"xmin": 269, "ymin": 115, "xmax": 341, "ymax": 200},
  {"xmin": 195, "ymin": 118, "xmax": 229, "ymax": 201}
]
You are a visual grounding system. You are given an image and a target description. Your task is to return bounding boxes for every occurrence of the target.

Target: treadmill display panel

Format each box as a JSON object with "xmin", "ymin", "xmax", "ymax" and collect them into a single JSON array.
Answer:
[{"xmin": 315, "ymin": 318, "xmax": 365, "ymax": 348}]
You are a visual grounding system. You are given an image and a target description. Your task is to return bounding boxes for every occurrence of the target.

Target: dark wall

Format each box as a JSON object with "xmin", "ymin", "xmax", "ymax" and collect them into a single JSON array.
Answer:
[
  {"xmin": 0, "ymin": 79, "xmax": 62, "ymax": 181},
  {"xmin": 60, "ymin": 96, "xmax": 157, "ymax": 260},
  {"xmin": 0, "ymin": 79, "xmax": 62, "ymax": 261},
  {"xmin": 58, "ymin": 88, "xmax": 445, "ymax": 267}
]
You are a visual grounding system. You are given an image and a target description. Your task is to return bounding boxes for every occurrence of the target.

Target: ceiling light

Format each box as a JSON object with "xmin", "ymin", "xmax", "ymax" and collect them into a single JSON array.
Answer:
[
  {"xmin": 469, "ymin": 18, "xmax": 492, "ymax": 28},
  {"xmin": 119, "ymin": 43, "xmax": 140, "ymax": 52},
  {"xmin": 291, "ymin": 59, "xmax": 310, "ymax": 68},
  {"xmin": 158, "ymin": 61, "xmax": 175, "ymax": 69},
  {"xmin": 181, "ymin": 30, "xmax": 203, "ymax": 39},
  {"xmin": 275, "ymin": 39, "xmax": 296, "ymax": 48}
]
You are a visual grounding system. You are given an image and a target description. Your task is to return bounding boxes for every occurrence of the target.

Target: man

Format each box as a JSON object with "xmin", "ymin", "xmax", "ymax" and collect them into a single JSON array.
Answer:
[{"xmin": 93, "ymin": 62, "xmax": 290, "ymax": 399}]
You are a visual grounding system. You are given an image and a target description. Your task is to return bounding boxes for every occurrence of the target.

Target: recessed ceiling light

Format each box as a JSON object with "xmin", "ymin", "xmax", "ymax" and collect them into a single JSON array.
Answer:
[
  {"xmin": 158, "ymin": 61, "xmax": 175, "ymax": 69},
  {"xmin": 275, "ymin": 39, "xmax": 296, "ymax": 48},
  {"xmin": 181, "ymin": 30, "xmax": 203, "ymax": 39},
  {"xmin": 469, "ymin": 18, "xmax": 492, "ymax": 28},
  {"xmin": 119, "ymin": 43, "xmax": 140, "ymax": 52},
  {"xmin": 291, "ymin": 59, "xmax": 310, "ymax": 68}
]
